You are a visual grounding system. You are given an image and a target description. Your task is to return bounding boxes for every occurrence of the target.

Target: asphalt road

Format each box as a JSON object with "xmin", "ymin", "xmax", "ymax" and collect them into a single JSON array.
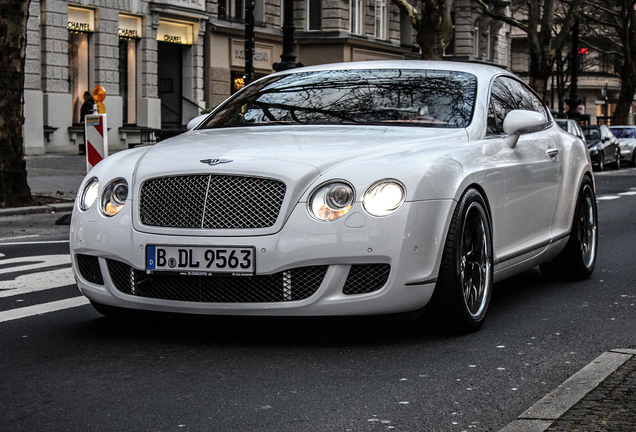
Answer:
[{"xmin": 0, "ymin": 168, "xmax": 635, "ymax": 432}]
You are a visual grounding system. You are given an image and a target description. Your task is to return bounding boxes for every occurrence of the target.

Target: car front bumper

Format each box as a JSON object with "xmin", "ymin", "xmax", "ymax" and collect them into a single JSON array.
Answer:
[{"xmin": 70, "ymin": 199, "xmax": 453, "ymax": 316}]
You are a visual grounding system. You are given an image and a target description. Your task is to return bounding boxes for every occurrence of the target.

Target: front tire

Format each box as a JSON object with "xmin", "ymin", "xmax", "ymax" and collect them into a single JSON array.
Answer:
[
  {"xmin": 428, "ymin": 189, "xmax": 493, "ymax": 333},
  {"xmin": 614, "ymin": 150, "xmax": 621, "ymax": 169},
  {"xmin": 596, "ymin": 152, "xmax": 605, "ymax": 171},
  {"xmin": 540, "ymin": 176, "xmax": 597, "ymax": 280}
]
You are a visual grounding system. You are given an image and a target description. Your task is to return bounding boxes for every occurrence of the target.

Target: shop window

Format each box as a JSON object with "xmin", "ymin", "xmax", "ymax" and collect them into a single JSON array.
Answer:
[
  {"xmin": 308, "ymin": 0, "xmax": 322, "ymax": 30},
  {"xmin": 119, "ymin": 39, "xmax": 137, "ymax": 125},
  {"xmin": 69, "ymin": 31, "xmax": 91, "ymax": 124},
  {"xmin": 350, "ymin": 0, "xmax": 363, "ymax": 35},
  {"xmin": 374, "ymin": 0, "xmax": 387, "ymax": 39},
  {"xmin": 119, "ymin": 15, "xmax": 141, "ymax": 125}
]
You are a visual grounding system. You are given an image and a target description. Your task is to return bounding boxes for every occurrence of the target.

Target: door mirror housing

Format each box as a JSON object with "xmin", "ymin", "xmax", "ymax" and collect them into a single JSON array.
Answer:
[{"xmin": 503, "ymin": 110, "xmax": 547, "ymax": 148}]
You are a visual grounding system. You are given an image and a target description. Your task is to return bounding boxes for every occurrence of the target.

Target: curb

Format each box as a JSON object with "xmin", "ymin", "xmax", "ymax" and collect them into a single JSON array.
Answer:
[
  {"xmin": 0, "ymin": 202, "xmax": 74, "ymax": 217},
  {"xmin": 499, "ymin": 349, "xmax": 636, "ymax": 432}
]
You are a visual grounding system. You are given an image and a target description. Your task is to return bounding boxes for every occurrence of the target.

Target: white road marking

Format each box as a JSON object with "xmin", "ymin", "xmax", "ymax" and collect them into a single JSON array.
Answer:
[
  {"xmin": 0, "ymin": 296, "xmax": 90, "ymax": 323},
  {"xmin": 0, "ymin": 255, "xmax": 71, "ymax": 275},
  {"xmin": 0, "ymin": 239, "xmax": 69, "ymax": 246},
  {"xmin": 0, "ymin": 267, "xmax": 76, "ymax": 298},
  {"xmin": 597, "ymin": 196, "xmax": 620, "ymax": 201},
  {"xmin": 618, "ymin": 191, "xmax": 636, "ymax": 196}
]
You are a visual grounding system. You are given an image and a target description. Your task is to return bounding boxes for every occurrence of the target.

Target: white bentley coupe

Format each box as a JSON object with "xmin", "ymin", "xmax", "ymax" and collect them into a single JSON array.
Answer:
[{"xmin": 70, "ymin": 61, "xmax": 597, "ymax": 333}]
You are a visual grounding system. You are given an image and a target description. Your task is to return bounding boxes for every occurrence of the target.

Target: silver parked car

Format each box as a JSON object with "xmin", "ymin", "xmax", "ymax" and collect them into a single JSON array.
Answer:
[
  {"xmin": 70, "ymin": 61, "xmax": 597, "ymax": 333},
  {"xmin": 556, "ymin": 118, "xmax": 586, "ymax": 143},
  {"xmin": 609, "ymin": 126, "xmax": 636, "ymax": 167}
]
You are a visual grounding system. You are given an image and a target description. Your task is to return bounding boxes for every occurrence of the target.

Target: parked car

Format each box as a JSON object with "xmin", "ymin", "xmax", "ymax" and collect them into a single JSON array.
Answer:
[
  {"xmin": 609, "ymin": 125, "xmax": 636, "ymax": 167},
  {"xmin": 70, "ymin": 61, "xmax": 597, "ymax": 333},
  {"xmin": 556, "ymin": 118, "xmax": 586, "ymax": 143},
  {"xmin": 581, "ymin": 124, "xmax": 620, "ymax": 170}
]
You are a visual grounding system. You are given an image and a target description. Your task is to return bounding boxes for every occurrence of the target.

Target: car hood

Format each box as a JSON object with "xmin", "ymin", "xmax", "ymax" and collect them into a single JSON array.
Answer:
[
  {"xmin": 135, "ymin": 125, "xmax": 469, "ymax": 177},
  {"xmin": 130, "ymin": 125, "xmax": 469, "ymax": 236}
]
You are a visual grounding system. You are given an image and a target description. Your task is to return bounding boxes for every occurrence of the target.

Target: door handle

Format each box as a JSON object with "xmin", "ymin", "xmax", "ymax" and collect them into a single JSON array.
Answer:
[{"xmin": 546, "ymin": 148, "xmax": 559, "ymax": 159}]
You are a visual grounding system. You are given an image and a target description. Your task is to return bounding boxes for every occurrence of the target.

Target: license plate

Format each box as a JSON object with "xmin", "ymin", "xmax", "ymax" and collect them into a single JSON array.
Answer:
[{"xmin": 146, "ymin": 245, "xmax": 255, "ymax": 275}]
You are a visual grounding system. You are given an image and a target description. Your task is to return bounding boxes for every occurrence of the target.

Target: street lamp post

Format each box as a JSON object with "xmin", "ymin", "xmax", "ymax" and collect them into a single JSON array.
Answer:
[
  {"xmin": 565, "ymin": 17, "xmax": 582, "ymax": 120},
  {"xmin": 273, "ymin": 0, "xmax": 303, "ymax": 71},
  {"xmin": 244, "ymin": 0, "xmax": 255, "ymax": 84}
]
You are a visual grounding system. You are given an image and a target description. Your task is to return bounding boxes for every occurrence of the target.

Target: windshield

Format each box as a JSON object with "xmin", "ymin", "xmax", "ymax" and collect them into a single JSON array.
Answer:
[
  {"xmin": 610, "ymin": 127, "xmax": 636, "ymax": 139},
  {"xmin": 200, "ymin": 69, "xmax": 477, "ymax": 129},
  {"xmin": 583, "ymin": 128, "xmax": 600, "ymax": 141}
]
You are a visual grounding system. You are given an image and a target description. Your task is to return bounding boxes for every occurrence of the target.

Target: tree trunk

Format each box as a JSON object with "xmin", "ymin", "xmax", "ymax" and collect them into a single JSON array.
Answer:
[
  {"xmin": 0, "ymin": 0, "xmax": 33, "ymax": 209},
  {"xmin": 612, "ymin": 58, "xmax": 636, "ymax": 125},
  {"xmin": 417, "ymin": 0, "xmax": 446, "ymax": 60}
]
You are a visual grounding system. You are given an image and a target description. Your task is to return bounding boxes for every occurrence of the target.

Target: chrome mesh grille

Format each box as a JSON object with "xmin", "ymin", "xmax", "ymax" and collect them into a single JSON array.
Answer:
[
  {"xmin": 342, "ymin": 264, "xmax": 391, "ymax": 295},
  {"xmin": 139, "ymin": 175, "xmax": 286, "ymax": 229},
  {"xmin": 76, "ymin": 254, "xmax": 104, "ymax": 285},
  {"xmin": 107, "ymin": 259, "xmax": 327, "ymax": 303}
]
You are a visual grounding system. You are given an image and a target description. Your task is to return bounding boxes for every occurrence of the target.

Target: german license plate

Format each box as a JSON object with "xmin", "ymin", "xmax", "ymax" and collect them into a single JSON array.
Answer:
[{"xmin": 146, "ymin": 245, "xmax": 255, "ymax": 275}]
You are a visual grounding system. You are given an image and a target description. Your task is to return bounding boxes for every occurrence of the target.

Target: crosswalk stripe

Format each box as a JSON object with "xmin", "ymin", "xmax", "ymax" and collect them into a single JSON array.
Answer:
[{"xmin": 0, "ymin": 296, "xmax": 90, "ymax": 323}]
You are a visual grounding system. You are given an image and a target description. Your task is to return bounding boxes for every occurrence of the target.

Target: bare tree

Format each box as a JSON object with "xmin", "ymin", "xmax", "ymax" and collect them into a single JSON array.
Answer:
[
  {"xmin": 473, "ymin": 0, "xmax": 581, "ymax": 101},
  {"xmin": 0, "ymin": 0, "xmax": 32, "ymax": 208},
  {"xmin": 391, "ymin": 0, "xmax": 454, "ymax": 60},
  {"xmin": 581, "ymin": 0, "xmax": 636, "ymax": 124}
]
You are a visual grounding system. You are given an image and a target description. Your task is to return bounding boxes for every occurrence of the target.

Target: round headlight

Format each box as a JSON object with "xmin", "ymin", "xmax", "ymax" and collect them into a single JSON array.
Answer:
[
  {"xmin": 80, "ymin": 178, "xmax": 99, "ymax": 211},
  {"xmin": 101, "ymin": 179, "xmax": 128, "ymax": 216},
  {"xmin": 309, "ymin": 182, "xmax": 354, "ymax": 221},
  {"xmin": 362, "ymin": 180, "xmax": 405, "ymax": 217}
]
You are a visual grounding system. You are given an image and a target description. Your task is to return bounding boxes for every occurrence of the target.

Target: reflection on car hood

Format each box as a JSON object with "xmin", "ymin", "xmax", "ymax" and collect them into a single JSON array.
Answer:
[{"xmin": 135, "ymin": 125, "xmax": 469, "ymax": 176}]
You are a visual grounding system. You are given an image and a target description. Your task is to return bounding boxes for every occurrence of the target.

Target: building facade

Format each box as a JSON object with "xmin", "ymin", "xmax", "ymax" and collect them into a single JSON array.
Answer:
[{"xmin": 23, "ymin": 0, "xmax": 521, "ymax": 156}]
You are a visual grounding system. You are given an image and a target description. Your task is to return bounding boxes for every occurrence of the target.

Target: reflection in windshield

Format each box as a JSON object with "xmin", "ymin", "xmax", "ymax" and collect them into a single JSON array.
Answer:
[
  {"xmin": 200, "ymin": 69, "xmax": 477, "ymax": 129},
  {"xmin": 610, "ymin": 128, "xmax": 636, "ymax": 139}
]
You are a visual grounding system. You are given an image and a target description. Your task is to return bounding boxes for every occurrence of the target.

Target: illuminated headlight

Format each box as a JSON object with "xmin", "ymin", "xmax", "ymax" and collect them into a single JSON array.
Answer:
[
  {"xmin": 80, "ymin": 178, "xmax": 99, "ymax": 211},
  {"xmin": 101, "ymin": 179, "xmax": 128, "ymax": 216},
  {"xmin": 363, "ymin": 180, "xmax": 405, "ymax": 217},
  {"xmin": 309, "ymin": 181, "xmax": 354, "ymax": 221}
]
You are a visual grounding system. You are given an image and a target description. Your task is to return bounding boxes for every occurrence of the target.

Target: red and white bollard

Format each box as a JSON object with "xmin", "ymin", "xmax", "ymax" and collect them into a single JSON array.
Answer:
[{"xmin": 84, "ymin": 114, "xmax": 108, "ymax": 172}]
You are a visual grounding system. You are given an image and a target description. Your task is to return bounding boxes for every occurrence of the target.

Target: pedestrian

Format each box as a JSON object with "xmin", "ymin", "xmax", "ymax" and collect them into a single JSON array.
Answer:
[{"xmin": 80, "ymin": 91, "xmax": 95, "ymax": 122}]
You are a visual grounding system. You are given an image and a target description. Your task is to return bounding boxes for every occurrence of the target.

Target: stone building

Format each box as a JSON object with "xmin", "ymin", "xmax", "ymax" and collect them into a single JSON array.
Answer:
[{"xmin": 22, "ymin": 0, "xmax": 515, "ymax": 156}]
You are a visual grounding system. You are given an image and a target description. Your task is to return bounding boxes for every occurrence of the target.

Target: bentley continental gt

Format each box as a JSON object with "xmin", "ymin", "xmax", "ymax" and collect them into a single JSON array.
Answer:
[{"xmin": 70, "ymin": 61, "xmax": 597, "ymax": 333}]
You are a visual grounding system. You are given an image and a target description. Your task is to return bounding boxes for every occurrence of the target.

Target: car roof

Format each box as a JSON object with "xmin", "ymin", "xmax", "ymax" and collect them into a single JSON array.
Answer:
[{"xmin": 272, "ymin": 60, "xmax": 517, "ymax": 82}]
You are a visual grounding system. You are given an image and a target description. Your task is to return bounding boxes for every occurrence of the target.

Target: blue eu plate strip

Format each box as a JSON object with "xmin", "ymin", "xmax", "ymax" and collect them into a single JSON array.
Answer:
[{"xmin": 146, "ymin": 245, "xmax": 156, "ymax": 269}]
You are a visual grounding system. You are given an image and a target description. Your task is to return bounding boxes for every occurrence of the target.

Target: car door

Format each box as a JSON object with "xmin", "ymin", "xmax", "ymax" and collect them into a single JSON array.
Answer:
[{"xmin": 487, "ymin": 76, "xmax": 560, "ymax": 264}]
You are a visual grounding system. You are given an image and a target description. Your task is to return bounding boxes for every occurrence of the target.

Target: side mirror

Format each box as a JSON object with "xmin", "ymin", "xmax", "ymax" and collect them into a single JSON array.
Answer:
[
  {"xmin": 502, "ymin": 110, "xmax": 546, "ymax": 148},
  {"xmin": 186, "ymin": 114, "xmax": 209, "ymax": 131}
]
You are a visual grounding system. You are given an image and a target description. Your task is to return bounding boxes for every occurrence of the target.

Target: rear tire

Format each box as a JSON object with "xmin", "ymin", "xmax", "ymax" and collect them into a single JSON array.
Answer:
[
  {"xmin": 427, "ymin": 189, "xmax": 493, "ymax": 333},
  {"xmin": 540, "ymin": 176, "xmax": 597, "ymax": 280}
]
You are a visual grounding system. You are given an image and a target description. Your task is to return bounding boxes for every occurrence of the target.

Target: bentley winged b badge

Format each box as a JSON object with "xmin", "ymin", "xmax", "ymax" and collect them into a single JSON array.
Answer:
[{"xmin": 200, "ymin": 158, "xmax": 233, "ymax": 166}]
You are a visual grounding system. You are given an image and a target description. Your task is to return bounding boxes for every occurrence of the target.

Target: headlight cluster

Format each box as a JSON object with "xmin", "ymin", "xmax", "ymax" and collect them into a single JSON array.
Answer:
[
  {"xmin": 309, "ymin": 179, "xmax": 405, "ymax": 221},
  {"xmin": 79, "ymin": 178, "xmax": 128, "ymax": 217}
]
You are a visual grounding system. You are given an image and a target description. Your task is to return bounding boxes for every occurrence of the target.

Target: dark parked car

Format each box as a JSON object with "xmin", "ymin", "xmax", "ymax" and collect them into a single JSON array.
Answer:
[{"xmin": 582, "ymin": 124, "xmax": 620, "ymax": 171}]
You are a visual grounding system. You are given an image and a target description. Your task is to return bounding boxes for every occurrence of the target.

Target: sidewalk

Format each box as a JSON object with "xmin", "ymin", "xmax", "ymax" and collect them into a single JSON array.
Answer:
[
  {"xmin": 2, "ymin": 154, "xmax": 636, "ymax": 431},
  {"xmin": 501, "ymin": 349, "xmax": 636, "ymax": 431},
  {"xmin": 0, "ymin": 154, "xmax": 85, "ymax": 217}
]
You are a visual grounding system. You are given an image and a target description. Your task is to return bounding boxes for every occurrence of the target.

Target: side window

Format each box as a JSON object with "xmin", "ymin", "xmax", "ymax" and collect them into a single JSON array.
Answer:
[{"xmin": 488, "ymin": 76, "xmax": 548, "ymax": 134}]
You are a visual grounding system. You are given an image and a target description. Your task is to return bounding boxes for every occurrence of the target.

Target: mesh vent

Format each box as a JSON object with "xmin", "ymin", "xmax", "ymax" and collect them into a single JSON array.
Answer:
[
  {"xmin": 107, "ymin": 259, "xmax": 327, "ymax": 303},
  {"xmin": 139, "ymin": 175, "xmax": 286, "ymax": 229},
  {"xmin": 342, "ymin": 264, "xmax": 391, "ymax": 295},
  {"xmin": 76, "ymin": 254, "xmax": 104, "ymax": 285}
]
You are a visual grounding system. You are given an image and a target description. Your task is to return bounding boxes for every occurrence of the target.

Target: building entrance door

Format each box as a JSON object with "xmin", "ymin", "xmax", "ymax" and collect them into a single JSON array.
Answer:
[{"xmin": 158, "ymin": 42, "xmax": 183, "ymax": 127}]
